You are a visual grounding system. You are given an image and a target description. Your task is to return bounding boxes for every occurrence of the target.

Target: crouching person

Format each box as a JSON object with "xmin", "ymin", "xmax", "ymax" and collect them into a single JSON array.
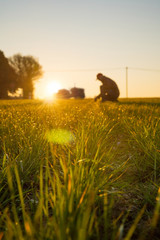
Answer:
[{"xmin": 94, "ymin": 73, "xmax": 120, "ymax": 102}]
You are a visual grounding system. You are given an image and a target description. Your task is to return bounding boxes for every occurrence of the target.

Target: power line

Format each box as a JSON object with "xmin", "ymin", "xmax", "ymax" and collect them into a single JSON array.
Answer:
[
  {"xmin": 44, "ymin": 67, "xmax": 160, "ymax": 73},
  {"xmin": 44, "ymin": 67, "xmax": 124, "ymax": 73},
  {"xmin": 129, "ymin": 67, "xmax": 160, "ymax": 72}
]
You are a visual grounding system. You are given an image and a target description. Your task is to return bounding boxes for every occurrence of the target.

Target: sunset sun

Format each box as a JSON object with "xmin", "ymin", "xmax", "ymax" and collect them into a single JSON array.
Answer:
[{"xmin": 45, "ymin": 81, "xmax": 61, "ymax": 99}]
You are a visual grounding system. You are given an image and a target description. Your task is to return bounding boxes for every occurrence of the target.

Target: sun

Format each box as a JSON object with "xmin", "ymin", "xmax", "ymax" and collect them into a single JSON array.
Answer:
[{"xmin": 45, "ymin": 81, "xmax": 61, "ymax": 99}]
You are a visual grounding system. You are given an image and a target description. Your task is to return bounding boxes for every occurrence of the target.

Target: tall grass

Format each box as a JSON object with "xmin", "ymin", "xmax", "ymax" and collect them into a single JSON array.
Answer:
[{"xmin": 0, "ymin": 99, "xmax": 160, "ymax": 239}]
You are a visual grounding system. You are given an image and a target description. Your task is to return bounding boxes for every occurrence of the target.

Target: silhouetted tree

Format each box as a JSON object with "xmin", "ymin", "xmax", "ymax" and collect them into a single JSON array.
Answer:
[
  {"xmin": 9, "ymin": 54, "xmax": 43, "ymax": 99},
  {"xmin": 0, "ymin": 50, "xmax": 18, "ymax": 99}
]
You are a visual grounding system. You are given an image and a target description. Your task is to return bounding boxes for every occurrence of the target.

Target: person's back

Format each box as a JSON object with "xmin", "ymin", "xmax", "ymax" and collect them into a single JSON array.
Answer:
[{"xmin": 95, "ymin": 73, "xmax": 120, "ymax": 102}]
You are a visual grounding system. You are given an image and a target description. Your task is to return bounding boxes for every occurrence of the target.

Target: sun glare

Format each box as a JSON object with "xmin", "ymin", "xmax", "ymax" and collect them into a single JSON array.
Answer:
[{"xmin": 45, "ymin": 81, "xmax": 61, "ymax": 99}]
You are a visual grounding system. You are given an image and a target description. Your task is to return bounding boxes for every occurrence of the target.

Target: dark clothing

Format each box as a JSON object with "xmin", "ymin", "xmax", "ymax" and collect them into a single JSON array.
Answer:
[{"xmin": 95, "ymin": 75, "xmax": 120, "ymax": 102}]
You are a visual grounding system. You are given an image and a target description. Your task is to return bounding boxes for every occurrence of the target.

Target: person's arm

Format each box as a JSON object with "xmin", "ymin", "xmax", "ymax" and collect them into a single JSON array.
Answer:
[{"xmin": 94, "ymin": 93, "xmax": 102, "ymax": 101}]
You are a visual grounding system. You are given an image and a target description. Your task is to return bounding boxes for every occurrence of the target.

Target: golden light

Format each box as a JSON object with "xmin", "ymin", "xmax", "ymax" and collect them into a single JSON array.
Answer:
[{"xmin": 45, "ymin": 81, "xmax": 61, "ymax": 99}]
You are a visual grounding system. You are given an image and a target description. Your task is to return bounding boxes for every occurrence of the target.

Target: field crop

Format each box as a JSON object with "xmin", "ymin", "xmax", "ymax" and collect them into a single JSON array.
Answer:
[{"xmin": 0, "ymin": 98, "xmax": 160, "ymax": 240}]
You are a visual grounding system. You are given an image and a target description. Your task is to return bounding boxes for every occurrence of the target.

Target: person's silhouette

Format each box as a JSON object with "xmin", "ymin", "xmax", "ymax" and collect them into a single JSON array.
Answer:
[{"xmin": 94, "ymin": 73, "xmax": 120, "ymax": 102}]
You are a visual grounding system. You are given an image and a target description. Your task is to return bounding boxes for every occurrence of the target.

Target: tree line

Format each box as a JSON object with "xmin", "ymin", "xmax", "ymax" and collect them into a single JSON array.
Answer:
[{"xmin": 0, "ymin": 50, "xmax": 43, "ymax": 99}]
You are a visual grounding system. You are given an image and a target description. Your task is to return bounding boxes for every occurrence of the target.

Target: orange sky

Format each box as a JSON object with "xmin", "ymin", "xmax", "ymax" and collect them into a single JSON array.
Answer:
[{"xmin": 1, "ymin": 0, "xmax": 160, "ymax": 98}]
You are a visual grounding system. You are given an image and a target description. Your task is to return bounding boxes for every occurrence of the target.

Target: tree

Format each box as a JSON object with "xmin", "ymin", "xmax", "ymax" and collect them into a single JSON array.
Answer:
[
  {"xmin": 9, "ymin": 54, "xmax": 43, "ymax": 99},
  {"xmin": 0, "ymin": 50, "xmax": 18, "ymax": 99}
]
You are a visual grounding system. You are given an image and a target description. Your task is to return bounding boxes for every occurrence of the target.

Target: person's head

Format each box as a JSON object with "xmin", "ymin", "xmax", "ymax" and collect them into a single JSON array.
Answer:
[{"xmin": 96, "ymin": 73, "xmax": 103, "ymax": 81}]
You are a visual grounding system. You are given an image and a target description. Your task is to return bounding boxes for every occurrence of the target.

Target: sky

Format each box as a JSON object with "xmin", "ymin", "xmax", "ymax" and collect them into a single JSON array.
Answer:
[{"xmin": 0, "ymin": 0, "xmax": 160, "ymax": 98}]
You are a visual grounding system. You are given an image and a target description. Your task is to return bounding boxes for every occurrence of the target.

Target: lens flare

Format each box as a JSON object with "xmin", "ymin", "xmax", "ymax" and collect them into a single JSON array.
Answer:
[{"xmin": 46, "ymin": 129, "xmax": 74, "ymax": 144}]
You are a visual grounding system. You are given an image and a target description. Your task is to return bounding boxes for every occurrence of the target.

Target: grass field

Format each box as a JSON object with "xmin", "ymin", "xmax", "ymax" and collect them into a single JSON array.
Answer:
[{"xmin": 0, "ymin": 98, "xmax": 160, "ymax": 240}]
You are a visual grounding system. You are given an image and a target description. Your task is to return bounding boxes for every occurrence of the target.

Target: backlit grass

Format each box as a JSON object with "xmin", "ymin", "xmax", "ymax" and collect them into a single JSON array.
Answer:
[{"xmin": 0, "ymin": 98, "xmax": 160, "ymax": 239}]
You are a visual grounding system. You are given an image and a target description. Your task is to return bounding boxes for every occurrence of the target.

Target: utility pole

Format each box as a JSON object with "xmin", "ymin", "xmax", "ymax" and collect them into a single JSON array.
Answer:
[{"xmin": 126, "ymin": 67, "xmax": 128, "ymax": 98}]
